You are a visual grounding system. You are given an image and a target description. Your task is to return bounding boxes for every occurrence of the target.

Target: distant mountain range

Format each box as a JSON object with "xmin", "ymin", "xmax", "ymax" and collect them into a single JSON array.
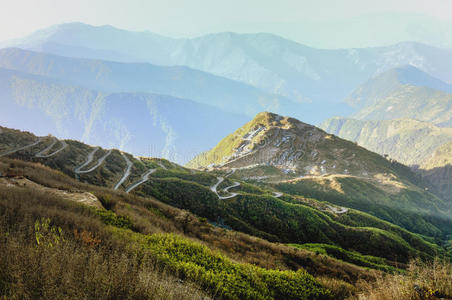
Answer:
[
  {"xmin": 344, "ymin": 65, "xmax": 452, "ymax": 126},
  {"xmin": 321, "ymin": 66, "xmax": 452, "ymax": 202},
  {"xmin": 3, "ymin": 23, "xmax": 452, "ymax": 119},
  {"xmin": 0, "ymin": 66, "xmax": 247, "ymax": 163},
  {"xmin": 321, "ymin": 66, "xmax": 452, "ymax": 161},
  {"xmin": 0, "ymin": 48, "xmax": 297, "ymax": 118},
  {"xmin": 2, "ymin": 22, "xmax": 452, "ymax": 167},
  {"xmin": 321, "ymin": 118, "xmax": 452, "ymax": 166}
]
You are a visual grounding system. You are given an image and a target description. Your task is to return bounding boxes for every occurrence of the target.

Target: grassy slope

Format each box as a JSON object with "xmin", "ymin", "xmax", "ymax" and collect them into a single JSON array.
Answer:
[
  {"xmin": 0, "ymin": 126, "xmax": 447, "ymax": 266},
  {"xmin": 6, "ymin": 158, "xmax": 389, "ymax": 299},
  {"xmin": 187, "ymin": 112, "xmax": 407, "ymax": 177},
  {"xmin": 289, "ymin": 243, "xmax": 399, "ymax": 273},
  {"xmin": 187, "ymin": 112, "xmax": 271, "ymax": 168},
  {"xmin": 135, "ymin": 172, "xmax": 442, "ymax": 263},
  {"xmin": 275, "ymin": 175, "xmax": 452, "ymax": 237}
]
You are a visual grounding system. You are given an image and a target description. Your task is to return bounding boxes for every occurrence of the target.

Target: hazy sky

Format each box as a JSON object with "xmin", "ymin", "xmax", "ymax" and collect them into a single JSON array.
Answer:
[{"xmin": 1, "ymin": 0, "xmax": 452, "ymax": 48}]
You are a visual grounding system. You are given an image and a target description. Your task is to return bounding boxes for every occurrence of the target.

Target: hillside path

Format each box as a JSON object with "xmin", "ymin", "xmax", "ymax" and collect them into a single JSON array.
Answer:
[
  {"xmin": 114, "ymin": 153, "xmax": 133, "ymax": 190},
  {"xmin": 74, "ymin": 149, "xmax": 112, "ymax": 174},
  {"xmin": 211, "ymin": 169, "xmax": 240, "ymax": 199},
  {"xmin": 35, "ymin": 139, "xmax": 68, "ymax": 158},
  {"xmin": 125, "ymin": 169, "xmax": 156, "ymax": 193},
  {"xmin": 34, "ymin": 137, "xmax": 58, "ymax": 157},
  {"xmin": 0, "ymin": 137, "xmax": 43, "ymax": 157},
  {"xmin": 326, "ymin": 204, "xmax": 349, "ymax": 214},
  {"xmin": 74, "ymin": 147, "xmax": 100, "ymax": 173}
]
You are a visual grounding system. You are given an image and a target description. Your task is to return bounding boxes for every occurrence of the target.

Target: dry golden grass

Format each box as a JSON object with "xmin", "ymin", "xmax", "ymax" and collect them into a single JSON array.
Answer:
[
  {"xmin": 0, "ymin": 157, "xmax": 375, "ymax": 284},
  {"xmin": 353, "ymin": 258, "xmax": 452, "ymax": 300},
  {"xmin": 0, "ymin": 157, "xmax": 383, "ymax": 298}
]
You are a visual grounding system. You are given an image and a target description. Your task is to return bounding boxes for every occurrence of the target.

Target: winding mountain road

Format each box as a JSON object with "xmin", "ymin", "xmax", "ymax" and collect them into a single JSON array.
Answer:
[
  {"xmin": 210, "ymin": 176, "xmax": 225, "ymax": 194},
  {"xmin": 114, "ymin": 153, "xmax": 133, "ymax": 190},
  {"xmin": 219, "ymin": 181, "xmax": 241, "ymax": 199},
  {"xmin": 35, "ymin": 139, "xmax": 68, "ymax": 158},
  {"xmin": 157, "ymin": 162, "xmax": 167, "ymax": 170},
  {"xmin": 210, "ymin": 169, "xmax": 240, "ymax": 199},
  {"xmin": 125, "ymin": 169, "xmax": 156, "ymax": 193},
  {"xmin": 326, "ymin": 205, "xmax": 349, "ymax": 214},
  {"xmin": 273, "ymin": 192, "xmax": 283, "ymax": 198},
  {"xmin": 74, "ymin": 149, "xmax": 112, "ymax": 174},
  {"xmin": 74, "ymin": 147, "xmax": 99, "ymax": 173},
  {"xmin": 0, "ymin": 137, "xmax": 44, "ymax": 157},
  {"xmin": 34, "ymin": 137, "xmax": 58, "ymax": 157}
]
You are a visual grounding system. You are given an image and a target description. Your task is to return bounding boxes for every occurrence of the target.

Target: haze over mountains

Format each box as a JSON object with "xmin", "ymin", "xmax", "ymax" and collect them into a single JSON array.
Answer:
[
  {"xmin": 322, "ymin": 66, "xmax": 452, "ymax": 163},
  {"xmin": 0, "ymin": 66, "xmax": 249, "ymax": 162},
  {"xmin": 2, "ymin": 22, "xmax": 452, "ymax": 168},
  {"xmin": 321, "ymin": 65, "xmax": 452, "ymax": 204},
  {"xmin": 4, "ymin": 23, "xmax": 452, "ymax": 107}
]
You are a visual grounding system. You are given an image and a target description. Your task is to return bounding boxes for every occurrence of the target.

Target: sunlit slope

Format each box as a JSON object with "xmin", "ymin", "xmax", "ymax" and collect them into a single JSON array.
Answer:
[
  {"xmin": 187, "ymin": 112, "xmax": 452, "ymax": 237},
  {"xmin": 419, "ymin": 142, "xmax": 452, "ymax": 202},
  {"xmin": 346, "ymin": 66, "xmax": 452, "ymax": 127},
  {"xmin": 0, "ymin": 125, "xmax": 445, "ymax": 264}
]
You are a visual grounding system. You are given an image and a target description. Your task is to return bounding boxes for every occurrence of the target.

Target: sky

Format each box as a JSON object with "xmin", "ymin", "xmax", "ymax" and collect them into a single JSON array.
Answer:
[{"xmin": 1, "ymin": 0, "xmax": 452, "ymax": 48}]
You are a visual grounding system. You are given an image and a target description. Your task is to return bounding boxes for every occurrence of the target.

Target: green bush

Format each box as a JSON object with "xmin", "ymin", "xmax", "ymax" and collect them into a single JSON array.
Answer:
[
  {"xmin": 289, "ymin": 243, "xmax": 399, "ymax": 273},
  {"xmin": 95, "ymin": 209, "xmax": 133, "ymax": 229},
  {"xmin": 122, "ymin": 231, "xmax": 332, "ymax": 300}
]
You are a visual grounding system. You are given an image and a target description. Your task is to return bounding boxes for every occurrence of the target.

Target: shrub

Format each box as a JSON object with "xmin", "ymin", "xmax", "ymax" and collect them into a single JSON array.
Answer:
[
  {"xmin": 355, "ymin": 258, "xmax": 452, "ymax": 300},
  {"xmin": 121, "ymin": 232, "xmax": 333, "ymax": 300}
]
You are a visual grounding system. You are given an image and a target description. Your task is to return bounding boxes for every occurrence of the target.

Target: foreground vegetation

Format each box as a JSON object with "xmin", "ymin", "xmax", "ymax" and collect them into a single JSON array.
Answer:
[
  {"xmin": 1, "ymin": 128, "xmax": 451, "ymax": 298},
  {"xmin": 355, "ymin": 258, "xmax": 452, "ymax": 300},
  {"xmin": 0, "ymin": 158, "xmax": 339, "ymax": 299},
  {"xmin": 1, "ymin": 126, "xmax": 447, "ymax": 265},
  {"xmin": 289, "ymin": 243, "xmax": 399, "ymax": 273}
]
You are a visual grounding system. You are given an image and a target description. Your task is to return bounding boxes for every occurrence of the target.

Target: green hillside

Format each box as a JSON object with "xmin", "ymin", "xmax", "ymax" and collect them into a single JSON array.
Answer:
[
  {"xmin": 0, "ymin": 158, "xmax": 336, "ymax": 299},
  {"xmin": 351, "ymin": 85, "xmax": 452, "ymax": 127},
  {"xmin": 187, "ymin": 112, "xmax": 452, "ymax": 238},
  {"xmin": 0, "ymin": 125, "xmax": 447, "ymax": 267}
]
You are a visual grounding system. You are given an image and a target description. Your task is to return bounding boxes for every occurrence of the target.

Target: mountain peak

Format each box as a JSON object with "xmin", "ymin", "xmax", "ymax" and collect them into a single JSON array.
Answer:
[
  {"xmin": 346, "ymin": 65, "xmax": 452, "ymax": 109},
  {"xmin": 188, "ymin": 112, "xmax": 396, "ymax": 181},
  {"xmin": 373, "ymin": 65, "xmax": 452, "ymax": 90}
]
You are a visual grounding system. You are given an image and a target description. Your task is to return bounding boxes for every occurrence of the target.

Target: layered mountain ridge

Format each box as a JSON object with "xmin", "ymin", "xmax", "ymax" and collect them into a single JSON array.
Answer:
[
  {"xmin": 4, "ymin": 22, "xmax": 452, "ymax": 124},
  {"xmin": 0, "ymin": 66, "xmax": 248, "ymax": 163},
  {"xmin": 0, "ymin": 48, "xmax": 295, "ymax": 118},
  {"xmin": 321, "ymin": 66, "xmax": 452, "ymax": 203},
  {"xmin": 321, "ymin": 117, "xmax": 452, "ymax": 166}
]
